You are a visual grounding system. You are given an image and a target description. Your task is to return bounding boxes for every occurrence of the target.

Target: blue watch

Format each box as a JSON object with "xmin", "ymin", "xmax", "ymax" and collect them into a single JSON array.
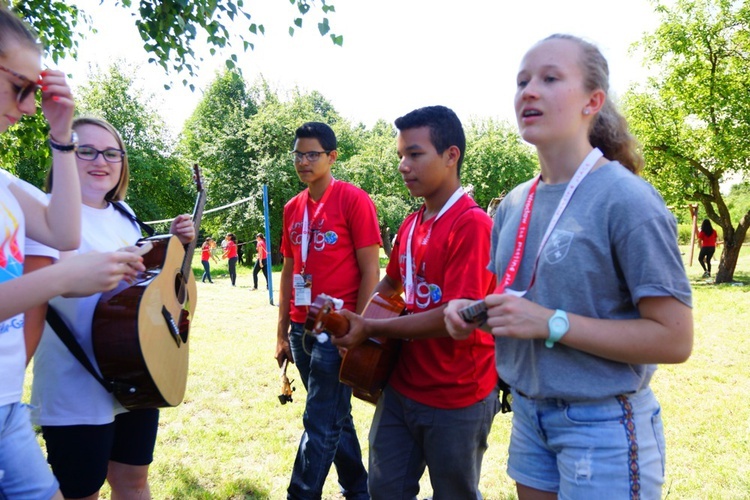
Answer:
[{"xmin": 545, "ymin": 309, "xmax": 569, "ymax": 348}]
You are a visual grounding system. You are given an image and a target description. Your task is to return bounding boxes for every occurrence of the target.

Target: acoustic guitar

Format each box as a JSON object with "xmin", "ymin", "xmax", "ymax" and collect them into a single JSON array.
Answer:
[
  {"xmin": 305, "ymin": 292, "xmax": 406, "ymax": 404},
  {"xmin": 92, "ymin": 164, "xmax": 205, "ymax": 409}
]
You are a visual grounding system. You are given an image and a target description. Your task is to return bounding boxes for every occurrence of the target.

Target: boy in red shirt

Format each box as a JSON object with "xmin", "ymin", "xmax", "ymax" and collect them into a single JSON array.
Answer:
[
  {"xmin": 333, "ymin": 106, "xmax": 499, "ymax": 499},
  {"xmin": 275, "ymin": 122, "xmax": 381, "ymax": 499}
]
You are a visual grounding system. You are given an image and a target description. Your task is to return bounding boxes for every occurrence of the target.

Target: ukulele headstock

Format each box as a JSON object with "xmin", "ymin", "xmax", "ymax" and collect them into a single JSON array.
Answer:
[{"xmin": 304, "ymin": 294, "xmax": 344, "ymax": 335}]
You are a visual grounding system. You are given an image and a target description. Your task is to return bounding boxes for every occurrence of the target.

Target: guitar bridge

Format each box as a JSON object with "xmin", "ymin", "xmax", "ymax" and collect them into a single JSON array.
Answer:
[{"xmin": 162, "ymin": 306, "xmax": 182, "ymax": 347}]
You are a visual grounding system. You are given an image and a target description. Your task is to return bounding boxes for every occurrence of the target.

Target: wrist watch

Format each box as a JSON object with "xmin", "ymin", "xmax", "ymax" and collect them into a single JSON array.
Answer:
[
  {"xmin": 545, "ymin": 309, "xmax": 569, "ymax": 348},
  {"xmin": 49, "ymin": 131, "xmax": 78, "ymax": 153}
]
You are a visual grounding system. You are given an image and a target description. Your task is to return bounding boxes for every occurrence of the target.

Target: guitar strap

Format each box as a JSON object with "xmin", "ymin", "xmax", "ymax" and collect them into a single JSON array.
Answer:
[
  {"xmin": 45, "ymin": 306, "xmax": 136, "ymax": 395},
  {"xmin": 111, "ymin": 201, "xmax": 156, "ymax": 237}
]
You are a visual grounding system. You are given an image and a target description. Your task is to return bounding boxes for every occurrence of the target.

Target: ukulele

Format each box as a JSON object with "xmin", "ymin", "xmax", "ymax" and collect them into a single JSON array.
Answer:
[
  {"xmin": 305, "ymin": 292, "xmax": 406, "ymax": 404},
  {"xmin": 92, "ymin": 164, "xmax": 205, "ymax": 409}
]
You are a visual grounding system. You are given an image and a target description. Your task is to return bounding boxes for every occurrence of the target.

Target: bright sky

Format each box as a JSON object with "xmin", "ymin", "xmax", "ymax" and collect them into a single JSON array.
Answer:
[{"xmin": 61, "ymin": 0, "xmax": 662, "ymax": 135}]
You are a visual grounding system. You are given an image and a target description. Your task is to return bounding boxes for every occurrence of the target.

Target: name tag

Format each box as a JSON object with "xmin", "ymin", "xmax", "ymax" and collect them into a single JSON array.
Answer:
[{"xmin": 293, "ymin": 273, "xmax": 313, "ymax": 306}]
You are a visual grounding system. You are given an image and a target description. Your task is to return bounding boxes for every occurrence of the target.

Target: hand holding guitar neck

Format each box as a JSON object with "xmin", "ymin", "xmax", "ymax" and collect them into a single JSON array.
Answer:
[{"xmin": 305, "ymin": 292, "xmax": 406, "ymax": 404}]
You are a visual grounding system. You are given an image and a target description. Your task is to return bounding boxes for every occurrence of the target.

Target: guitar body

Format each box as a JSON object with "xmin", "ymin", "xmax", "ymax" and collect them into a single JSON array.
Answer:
[
  {"xmin": 306, "ymin": 292, "xmax": 406, "ymax": 404},
  {"xmin": 93, "ymin": 234, "xmax": 196, "ymax": 409},
  {"xmin": 92, "ymin": 163, "xmax": 205, "ymax": 410}
]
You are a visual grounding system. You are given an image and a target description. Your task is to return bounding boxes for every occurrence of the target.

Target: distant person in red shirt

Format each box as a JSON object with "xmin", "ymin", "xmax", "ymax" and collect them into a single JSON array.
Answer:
[
  {"xmin": 333, "ymin": 106, "xmax": 499, "ymax": 499},
  {"xmin": 252, "ymin": 233, "xmax": 268, "ymax": 290},
  {"xmin": 275, "ymin": 121, "xmax": 381, "ymax": 499},
  {"xmin": 201, "ymin": 237, "xmax": 218, "ymax": 283},
  {"xmin": 222, "ymin": 233, "xmax": 238, "ymax": 286},
  {"xmin": 697, "ymin": 218, "xmax": 719, "ymax": 278}
]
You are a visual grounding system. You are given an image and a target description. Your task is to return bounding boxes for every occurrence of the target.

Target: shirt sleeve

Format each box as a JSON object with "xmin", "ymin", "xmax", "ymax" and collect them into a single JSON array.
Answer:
[
  {"xmin": 346, "ymin": 187, "xmax": 382, "ymax": 250},
  {"xmin": 441, "ymin": 208, "xmax": 494, "ymax": 302}
]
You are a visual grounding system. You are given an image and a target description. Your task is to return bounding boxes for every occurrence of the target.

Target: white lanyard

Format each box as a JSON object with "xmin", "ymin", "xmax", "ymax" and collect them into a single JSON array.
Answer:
[
  {"xmin": 301, "ymin": 178, "xmax": 335, "ymax": 273},
  {"xmin": 507, "ymin": 147, "xmax": 602, "ymax": 296},
  {"xmin": 404, "ymin": 187, "xmax": 464, "ymax": 305}
]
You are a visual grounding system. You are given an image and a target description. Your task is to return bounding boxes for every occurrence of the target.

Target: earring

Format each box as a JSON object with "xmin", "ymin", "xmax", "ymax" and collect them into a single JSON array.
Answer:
[{"xmin": 583, "ymin": 108, "xmax": 591, "ymax": 115}]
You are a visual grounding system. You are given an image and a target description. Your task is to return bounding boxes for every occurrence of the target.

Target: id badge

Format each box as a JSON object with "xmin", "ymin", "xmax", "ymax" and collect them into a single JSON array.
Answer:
[{"xmin": 294, "ymin": 273, "xmax": 313, "ymax": 306}]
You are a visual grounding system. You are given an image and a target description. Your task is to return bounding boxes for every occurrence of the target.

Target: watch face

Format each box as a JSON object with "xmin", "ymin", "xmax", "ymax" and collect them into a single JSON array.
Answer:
[{"xmin": 551, "ymin": 316, "xmax": 568, "ymax": 332}]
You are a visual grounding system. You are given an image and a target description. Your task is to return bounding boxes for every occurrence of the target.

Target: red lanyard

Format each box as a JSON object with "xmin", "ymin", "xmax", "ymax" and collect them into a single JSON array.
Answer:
[
  {"xmin": 496, "ymin": 147, "xmax": 603, "ymax": 295},
  {"xmin": 494, "ymin": 177, "xmax": 539, "ymax": 294}
]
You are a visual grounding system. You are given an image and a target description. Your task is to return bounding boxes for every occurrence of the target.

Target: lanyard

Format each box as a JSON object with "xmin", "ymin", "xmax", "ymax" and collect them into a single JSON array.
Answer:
[
  {"xmin": 301, "ymin": 178, "xmax": 335, "ymax": 274},
  {"xmin": 404, "ymin": 187, "xmax": 464, "ymax": 305},
  {"xmin": 497, "ymin": 148, "xmax": 602, "ymax": 296}
]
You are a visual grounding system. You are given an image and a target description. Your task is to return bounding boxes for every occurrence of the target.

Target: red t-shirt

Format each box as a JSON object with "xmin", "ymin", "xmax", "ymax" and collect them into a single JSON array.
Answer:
[
  {"xmin": 201, "ymin": 246, "xmax": 212, "ymax": 261},
  {"xmin": 281, "ymin": 180, "xmax": 381, "ymax": 323},
  {"xmin": 256, "ymin": 240, "xmax": 267, "ymax": 260},
  {"xmin": 698, "ymin": 230, "xmax": 717, "ymax": 248},
  {"xmin": 386, "ymin": 194, "xmax": 497, "ymax": 409},
  {"xmin": 224, "ymin": 240, "xmax": 237, "ymax": 258}
]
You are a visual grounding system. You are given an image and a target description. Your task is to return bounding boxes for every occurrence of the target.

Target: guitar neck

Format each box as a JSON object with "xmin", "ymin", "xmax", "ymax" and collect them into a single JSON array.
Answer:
[{"xmin": 180, "ymin": 192, "xmax": 205, "ymax": 277}]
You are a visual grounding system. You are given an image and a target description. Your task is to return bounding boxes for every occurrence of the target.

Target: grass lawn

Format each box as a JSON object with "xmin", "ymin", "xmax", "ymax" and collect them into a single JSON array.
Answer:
[{"xmin": 25, "ymin": 245, "xmax": 750, "ymax": 499}]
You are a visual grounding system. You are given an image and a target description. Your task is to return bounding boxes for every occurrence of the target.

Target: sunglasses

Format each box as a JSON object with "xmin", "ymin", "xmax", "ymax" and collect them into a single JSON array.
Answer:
[{"xmin": 0, "ymin": 63, "xmax": 40, "ymax": 104}]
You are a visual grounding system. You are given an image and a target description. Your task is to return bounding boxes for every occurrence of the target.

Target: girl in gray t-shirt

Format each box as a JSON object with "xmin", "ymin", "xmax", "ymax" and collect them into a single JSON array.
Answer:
[{"xmin": 445, "ymin": 34, "xmax": 693, "ymax": 499}]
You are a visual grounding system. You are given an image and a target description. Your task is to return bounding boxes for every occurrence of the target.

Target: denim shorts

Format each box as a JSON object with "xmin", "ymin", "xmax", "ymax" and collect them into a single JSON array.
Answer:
[
  {"xmin": 0, "ymin": 403, "xmax": 60, "ymax": 500},
  {"xmin": 507, "ymin": 387, "xmax": 665, "ymax": 499}
]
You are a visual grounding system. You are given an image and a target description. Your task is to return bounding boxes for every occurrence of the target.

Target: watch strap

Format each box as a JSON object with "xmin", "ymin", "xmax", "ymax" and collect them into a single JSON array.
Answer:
[
  {"xmin": 49, "ymin": 131, "xmax": 77, "ymax": 152},
  {"xmin": 545, "ymin": 309, "xmax": 569, "ymax": 348}
]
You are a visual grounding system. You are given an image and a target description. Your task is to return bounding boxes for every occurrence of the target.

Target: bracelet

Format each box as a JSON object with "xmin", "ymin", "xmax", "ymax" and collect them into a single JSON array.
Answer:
[{"xmin": 49, "ymin": 131, "xmax": 78, "ymax": 153}]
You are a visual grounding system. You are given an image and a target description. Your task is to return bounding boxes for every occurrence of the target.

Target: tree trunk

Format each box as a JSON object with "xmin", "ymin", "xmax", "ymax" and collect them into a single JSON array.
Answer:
[
  {"xmin": 708, "ymin": 209, "xmax": 748, "ymax": 284},
  {"xmin": 715, "ymin": 239, "xmax": 743, "ymax": 283}
]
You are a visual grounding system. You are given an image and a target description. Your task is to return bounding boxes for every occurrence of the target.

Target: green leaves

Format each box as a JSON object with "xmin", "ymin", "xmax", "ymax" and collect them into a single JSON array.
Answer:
[
  {"xmin": 624, "ymin": 0, "xmax": 750, "ymax": 281},
  {"xmin": 18, "ymin": 0, "xmax": 341, "ymax": 88}
]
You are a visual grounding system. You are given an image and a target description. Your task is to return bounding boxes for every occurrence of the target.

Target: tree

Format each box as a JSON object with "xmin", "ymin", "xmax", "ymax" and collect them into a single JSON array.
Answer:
[
  {"xmin": 178, "ymin": 69, "xmax": 257, "ymax": 243},
  {"xmin": 76, "ymin": 62, "xmax": 194, "ymax": 223},
  {"xmin": 337, "ymin": 119, "xmax": 414, "ymax": 255},
  {"xmin": 462, "ymin": 118, "xmax": 537, "ymax": 212},
  {"xmin": 10, "ymin": 0, "xmax": 342, "ymax": 86},
  {"xmin": 1, "ymin": 0, "xmax": 341, "ymax": 187},
  {"xmin": 622, "ymin": 0, "xmax": 750, "ymax": 283}
]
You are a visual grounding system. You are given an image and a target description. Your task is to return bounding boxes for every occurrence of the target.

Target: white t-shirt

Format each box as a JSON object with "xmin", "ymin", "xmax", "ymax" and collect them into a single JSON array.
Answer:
[
  {"xmin": 31, "ymin": 201, "xmax": 142, "ymax": 425},
  {"xmin": 0, "ymin": 169, "xmax": 27, "ymax": 406}
]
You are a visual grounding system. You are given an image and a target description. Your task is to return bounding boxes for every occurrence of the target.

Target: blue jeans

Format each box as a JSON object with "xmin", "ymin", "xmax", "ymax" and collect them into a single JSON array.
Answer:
[
  {"xmin": 201, "ymin": 259, "xmax": 213, "ymax": 282},
  {"xmin": 368, "ymin": 385, "xmax": 500, "ymax": 500},
  {"xmin": 288, "ymin": 322, "xmax": 369, "ymax": 500},
  {"xmin": 0, "ymin": 403, "xmax": 59, "ymax": 500},
  {"xmin": 507, "ymin": 387, "xmax": 665, "ymax": 498}
]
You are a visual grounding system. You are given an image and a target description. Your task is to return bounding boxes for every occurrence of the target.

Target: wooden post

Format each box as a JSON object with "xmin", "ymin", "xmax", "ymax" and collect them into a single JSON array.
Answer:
[{"xmin": 688, "ymin": 204, "xmax": 698, "ymax": 266}]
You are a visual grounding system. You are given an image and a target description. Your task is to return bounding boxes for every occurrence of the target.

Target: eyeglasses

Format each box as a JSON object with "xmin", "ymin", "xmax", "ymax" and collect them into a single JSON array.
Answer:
[
  {"xmin": 76, "ymin": 146, "xmax": 125, "ymax": 163},
  {"xmin": 0, "ymin": 63, "xmax": 40, "ymax": 104},
  {"xmin": 291, "ymin": 150, "xmax": 330, "ymax": 163}
]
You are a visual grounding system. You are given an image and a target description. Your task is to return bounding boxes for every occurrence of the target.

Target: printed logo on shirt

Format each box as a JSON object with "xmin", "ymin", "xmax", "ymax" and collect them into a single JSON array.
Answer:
[
  {"xmin": 289, "ymin": 219, "xmax": 339, "ymax": 252},
  {"xmin": 0, "ymin": 316, "xmax": 24, "ymax": 334},
  {"xmin": 399, "ymin": 254, "xmax": 442, "ymax": 309},
  {"xmin": 545, "ymin": 229, "xmax": 573, "ymax": 264},
  {"xmin": 1, "ymin": 203, "xmax": 24, "ymax": 284},
  {"xmin": 415, "ymin": 279, "xmax": 442, "ymax": 309}
]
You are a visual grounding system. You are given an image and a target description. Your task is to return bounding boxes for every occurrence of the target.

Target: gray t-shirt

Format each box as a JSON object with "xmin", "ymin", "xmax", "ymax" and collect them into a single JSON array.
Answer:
[{"xmin": 490, "ymin": 161, "xmax": 692, "ymax": 400}]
